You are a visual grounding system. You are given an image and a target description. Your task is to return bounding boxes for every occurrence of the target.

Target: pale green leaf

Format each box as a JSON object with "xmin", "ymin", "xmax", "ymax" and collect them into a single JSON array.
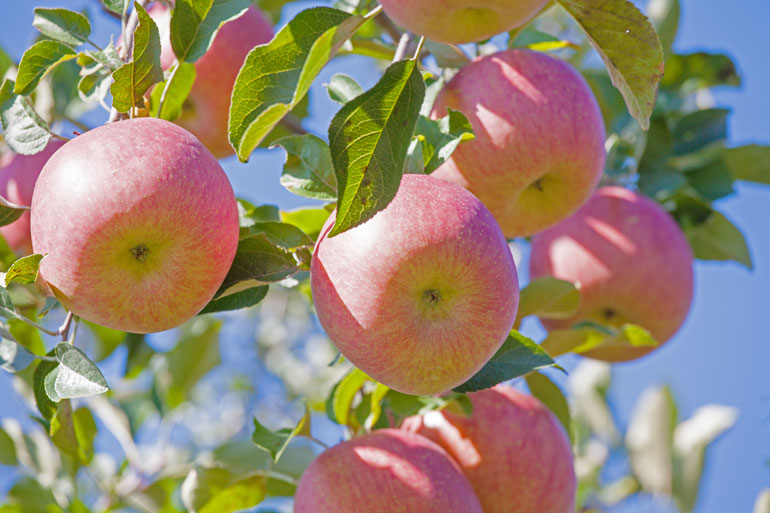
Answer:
[
  {"xmin": 53, "ymin": 343, "xmax": 109, "ymax": 399},
  {"xmin": 326, "ymin": 73, "xmax": 363, "ymax": 104},
  {"xmin": 5, "ymin": 254, "xmax": 44, "ymax": 286},
  {"xmin": 685, "ymin": 210, "xmax": 752, "ymax": 269},
  {"xmin": 274, "ymin": 134, "xmax": 337, "ymax": 200},
  {"xmin": 150, "ymin": 62, "xmax": 196, "ymax": 121},
  {"xmin": 170, "ymin": 0, "xmax": 252, "ymax": 63},
  {"xmin": 33, "ymin": 8, "xmax": 92, "ymax": 47},
  {"xmin": 14, "ymin": 41, "xmax": 77, "ymax": 96}
]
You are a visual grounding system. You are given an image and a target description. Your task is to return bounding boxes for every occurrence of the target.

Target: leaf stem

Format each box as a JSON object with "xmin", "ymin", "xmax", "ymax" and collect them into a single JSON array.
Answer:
[
  {"xmin": 156, "ymin": 60, "xmax": 182, "ymax": 119},
  {"xmin": 363, "ymin": 4, "xmax": 383, "ymax": 21},
  {"xmin": 58, "ymin": 311, "xmax": 74, "ymax": 341},
  {"xmin": 50, "ymin": 133, "xmax": 71, "ymax": 142},
  {"xmin": 393, "ymin": 33, "xmax": 412, "ymax": 63},
  {"xmin": 305, "ymin": 434, "xmax": 330, "ymax": 450},
  {"xmin": 87, "ymin": 39, "xmax": 103, "ymax": 52},
  {"xmin": 9, "ymin": 310, "xmax": 58, "ymax": 336},
  {"xmin": 411, "ymin": 36, "xmax": 426, "ymax": 61}
]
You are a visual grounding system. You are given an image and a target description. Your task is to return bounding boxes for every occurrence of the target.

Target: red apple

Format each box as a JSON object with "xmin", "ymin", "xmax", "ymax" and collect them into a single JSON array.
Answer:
[
  {"xmin": 294, "ymin": 428, "xmax": 483, "ymax": 513},
  {"xmin": 432, "ymin": 49, "xmax": 606, "ymax": 238},
  {"xmin": 529, "ymin": 186, "xmax": 694, "ymax": 361},
  {"xmin": 378, "ymin": 0, "xmax": 548, "ymax": 44},
  {"xmin": 0, "ymin": 140, "xmax": 65, "ymax": 255},
  {"xmin": 30, "ymin": 118, "xmax": 239, "ymax": 333},
  {"xmin": 311, "ymin": 174, "xmax": 519, "ymax": 395},
  {"xmin": 402, "ymin": 385, "xmax": 576, "ymax": 513},
  {"xmin": 149, "ymin": 3, "xmax": 274, "ymax": 158}
]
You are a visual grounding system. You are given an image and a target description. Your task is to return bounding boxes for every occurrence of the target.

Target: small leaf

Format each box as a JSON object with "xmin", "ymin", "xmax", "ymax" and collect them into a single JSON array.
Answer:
[
  {"xmin": 238, "ymin": 201, "xmax": 281, "ymax": 225},
  {"xmin": 0, "ymin": 426, "xmax": 16, "ymax": 466},
  {"xmin": 454, "ymin": 331, "xmax": 556, "ymax": 393},
  {"xmin": 685, "ymin": 210, "xmax": 752, "ymax": 269},
  {"xmin": 33, "ymin": 352, "xmax": 59, "ymax": 420},
  {"xmin": 672, "ymin": 108, "xmax": 729, "ymax": 156},
  {"xmin": 662, "ymin": 52, "xmax": 741, "ymax": 91},
  {"xmin": 14, "ymin": 41, "xmax": 78, "ymax": 96},
  {"xmin": 525, "ymin": 371, "xmax": 572, "ymax": 441},
  {"xmin": 0, "ymin": 196, "xmax": 28, "ymax": 228},
  {"xmin": 39, "ymin": 297, "xmax": 59, "ymax": 318},
  {"xmin": 199, "ymin": 285, "xmax": 268, "ymax": 315},
  {"xmin": 216, "ymin": 233, "xmax": 298, "ymax": 297},
  {"xmin": 384, "ymin": 390, "xmax": 467, "ymax": 418},
  {"xmin": 281, "ymin": 207, "xmax": 332, "ymax": 241},
  {"xmin": 326, "ymin": 73, "xmax": 364, "ymax": 104},
  {"xmin": 110, "ymin": 2, "xmax": 164, "ymax": 113},
  {"xmin": 328, "ymin": 59, "xmax": 425, "ymax": 236},
  {"xmin": 365, "ymin": 382, "xmax": 391, "ymax": 430},
  {"xmin": 241, "ymin": 221, "xmax": 314, "ymax": 249},
  {"xmin": 229, "ymin": 7, "xmax": 366, "ymax": 161},
  {"xmin": 556, "ymin": 0, "xmax": 664, "ymax": 130},
  {"xmin": 50, "ymin": 400, "xmax": 98, "ymax": 464},
  {"xmin": 150, "ymin": 62, "xmax": 196, "ymax": 121},
  {"xmin": 85, "ymin": 43, "xmax": 123, "ymax": 71},
  {"xmin": 53, "ymin": 343, "xmax": 109, "ymax": 399},
  {"xmin": 170, "ymin": 0, "xmax": 252, "ymax": 63},
  {"xmin": 252, "ymin": 405, "xmax": 311, "ymax": 462},
  {"xmin": 274, "ymin": 135, "xmax": 337, "ymax": 200},
  {"xmin": 102, "ymin": 0, "xmax": 129, "ymax": 15},
  {"xmin": 415, "ymin": 108, "xmax": 475, "ymax": 174},
  {"xmin": 0, "ymin": 337, "xmax": 35, "ymax": 373},
  {"xmin": 541, "ymin": 323, "xmax": 659, "ymax": 357},
  {"xmin": 199, "ymin": 474, "xmax": 267, "ymax": 513},
  {"xmin": 326, "ymin": 367, "xmax": 369, "ymax": 426},
  {"xmin": 0, "ymin": 80, "xmax": 51, "ymax": 155},
  {"xmin": 721, "ymin": 145, "xmax": 770, "ymax": 185},
  {"xmin": 516, "ymin": 277, "xmax": 580, "ymax": 326},
  {"xmin": 685, "ymin": 159, "xmax": 734, "ymax": 201},
  {"xmin": 5, "ymin": 254, "xmax": 44, "ymax": 286},
  {"xmin": 33, "ymin": 8, "xmax": 92, "ymax": 47}
]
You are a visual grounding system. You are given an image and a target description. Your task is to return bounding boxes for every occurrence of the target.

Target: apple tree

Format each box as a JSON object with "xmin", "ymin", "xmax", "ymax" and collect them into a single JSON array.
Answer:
[{"xmin": 0, "ymin": 0, "xmax": 766, "ymax": 512}]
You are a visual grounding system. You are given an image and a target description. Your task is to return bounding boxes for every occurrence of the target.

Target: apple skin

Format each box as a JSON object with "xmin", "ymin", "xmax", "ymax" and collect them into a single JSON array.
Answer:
[
  {"xmin": 431, "ymin": 49, "xmax": 606, "ymax": 238},
  {"xmin": 378, "ymin": 0, "xmax": 548, "ymax": 44},
  {"xmin": 0, "ymin": 140, "xmax": 65, "ymax": 255},
  {"xmin": 294, "ymin": 428, "xmax": 483, "ymax": 513},
  {"xmin": 529, "ymin": 186, "xmax": 694, "ymax": 361},
  {"xmin": 402, "ymin": 385, "xmax": 576, "ymax": 513},
  {"xmin": 149, "ymin": 3, "xmax": 274, "ymax": 159},
  {"xmin": 311, "ymin": 174, "xmax": 519, "ymax": 395},
  {"xmin": 30, "ymin": 118, "xmax": 239, "ymax": 334}
]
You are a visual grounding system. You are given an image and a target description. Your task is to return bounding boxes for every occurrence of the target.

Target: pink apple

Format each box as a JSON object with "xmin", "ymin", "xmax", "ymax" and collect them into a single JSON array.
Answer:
[
  {"xmin": 149, "ymin": 3, "xmax": 274, "ymax": 158},
  {"xmin": 402, "ymin": 384, "xmax": 576, "ymax": 513},
  {"xmin": 311, "ymin": 174, "xmax": 519, "ymax": 395},
  {"xmin": 0, "ymin": 140, "xmax": 65, "ymax": 255},
  {"xmin": 431, "ymin": 49, "xmax": 606, "ymax": 238},
  {"xmin": 529, "ymin": 186, "xmax": 694, "ymax": 361},
  {"xmin": 30, "ymin": 118, "xmax": 239, "ymax": 333},
  {"xmin": 294, "ymin": 428, "xmax": 483, "ymax": 513},
  {"xmin": 378, "ymin": 0, "xmax": 549, "ymax": 44}
]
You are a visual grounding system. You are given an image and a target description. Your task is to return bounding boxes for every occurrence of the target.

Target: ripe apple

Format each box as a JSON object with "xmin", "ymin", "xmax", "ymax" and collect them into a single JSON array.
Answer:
[
  {"xmin": 30, "ymin": 118, "xmax": 240, "ymax": 334},
  {"xmin": 311, "ymin": 174, "xmax": 519, "ymax": 395},
  {"xmin": 294, "ymin": 428, "xmax": 483, "ymax": 513},
  {"xmin": 529, "ymin": 186, "xmax": 694, "ymax": 361},
  {"xmin": 378, "ymin": 0, "xmax": 548, "ymax": 44},
  {"xmin": 402, "ymin": 384, "xmax": 576, "ymax": 513},
  {"xmin": 0, "ymin": 140, "xmax": 65, "ymax": 255},
  {"xmin": 149, "ymin": 3, "xmax": 274, "ymax": 158},
  {"xmin": 431, "ymin": 49, "xmax": 606, "ymax": 238}
]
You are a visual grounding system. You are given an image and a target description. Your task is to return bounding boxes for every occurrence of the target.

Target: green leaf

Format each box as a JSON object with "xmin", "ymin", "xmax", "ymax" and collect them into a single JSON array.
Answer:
[
  {"xmin": 454, "ymin": 331, "xmax": 556, "ymax": 393},
  {"xmin": 7, "ymin": 478, "xmax": 59, "ymax": 513},
  {"xmin": 328, "ymin": 59, "xmax": 425, "ymax": 236},
  {"xmin": 39, "ymin": 297, "xmax": 59, "ymax": 318},
  {"xmin": 229, "ymin": 7, "xmax": 366, "ymax": 161},
  {"xmin": 241, "ymin": 221, "xmax": 314, "ymax": 249},
  {"xmin": 0, "ymin": 337, "xmax": 36, "ymax": 373},
  {"xmin": 199, "ymin": 474, "xmax": 266, "ymax": 513},
  {"xmin": 648, "ymin": 0, "xmax": 679, "ymax": 58},
  {"xmin": 170, "ymin": 0, "xmax": 252, "ymax": 63},
  {"xmin": 414, "ymin": 108, "xmax": 475, "ymax": 174},
  {"xmin": 685, "ymin": 159, "xmax": 734, "ymax": 201},
  {"xmin": 162, "ymin": 318, "xmax": 221, "ymax": 409},
  {"xmin": 0, "ymin": 79, "xmax": 51, "ymax": 155},
  {"xmin": 33, "ymin": 351, "xmax": 59, "ymax": 420},
  {"xmin": 685, "ymin": 210, "xmax": 752, "ymax": 269},
  {"xmin": 50, "ymin": 400, "xmax": 98, "ymax": 464},
  {"xmin": 53, "ymin": 343, "xmax": 109, "ymax": 399},
  {"xmin": 326, "ymin": 367, "xmax": 369, "ymax": 426},
  {"xmin": 238, "ymin": 201, "xmax": 281, "ymax": 225},
  {"xmin": 281, "ymin": 207, "xmax": 332, "ymax": 242},
  {"xmin": 517, "ymin": 277, "xmax": 580, "ymax": 326},
  {"xmin": 110, "ymin": 2, "xmax": 164, "ymax": 113},
  {"xmin": 252, "ymin": 405, "xmax": 311, "ymax": 462},
  {"xmin": 4, "ymin": 254, "xmax": 44, "ymax": 286},
  {"xmin": 384, "ymin": 390, "xmax": 468, "ymax": 418},
  {"xmin": 77, "ymin": 72, "xmax": 112, "ymax": 103},
  {"xmin": 85, "ymin": 321, "xmax": 127, "ymax": 362},
  {"xmin": 0, "ymin": 427, "xmax": 16, "ymax": 466},
  {"xmin": 0, "ymin": 197, "xmax": 27, "ymax": 229},
  {"xmin": 216, "ymin": 233, "xmax": 298, "ymax": 297},
  {"xmin": 525, "ymin": 371, "xmax": 572, "ymax": 442},
  {"xmin": 102, "ymin": 0, "xmax": 129, "ymax": 15},
  {"xmin": 274, "ymin": 135, "xmax": 337, "ymax": 200},
  {"xmin": 326, "ymin": 73, "xmax": 364, "ymax": 104},
  {"xmin": 541, "ymin": 323, "xmax": 659, "ymax": 357},
  {"xmin": 33, "ymin": 8, "xmax": 92, "ymax": 47},
  {"xmin": 199, "ymin": 285, "xmax": 268, "ymax": 314},
  {"xmin": 556, "ymin": 0, "xmax": 664, "ymax": 130},
  {"xmin": 721, "ymin": 145, "xmax": 770, "ymax": 185},
  {"xmin": 150, "ymin": 62, "xmax": 196, "ymax": 121},
  {"xmin": 672, "ymin": 108, "xmax": 729, "ymax": 156},
  {"xmin": 0, "ymin": 46, "xmax": 14, "ymax": 81},
  {"xmin": 14, "ymin": 41, "xmax": 77, "ymax": 96},
  {"xmin": 84, "ymin": 44, "xmax": 123, "ymax": 71},
  {"xmin": 662, "ymin": 52, "xmax": 741, "ymax": 91}
]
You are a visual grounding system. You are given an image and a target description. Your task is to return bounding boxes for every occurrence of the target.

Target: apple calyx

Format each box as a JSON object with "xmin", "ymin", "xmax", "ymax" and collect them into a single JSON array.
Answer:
[{"xmin": 129, "ymin": 244, "xmax": 150, "ymax": 263}]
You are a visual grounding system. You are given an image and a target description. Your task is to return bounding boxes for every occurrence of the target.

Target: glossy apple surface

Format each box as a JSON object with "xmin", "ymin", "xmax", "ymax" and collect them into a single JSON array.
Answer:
[
  {"xmin": 432, "ymin": 49, "xmax": 606, "ymax": 237},
  {"xmin": 311, "ymin": 174, "xmax": 519, "ymax": 395},
  {"xmin": 529, "ymin": 186, "xmax": 694, "ymax": 361},
  {"xmin": 30, "ymin": 118, "xmax": 239, "ymax": 333}
]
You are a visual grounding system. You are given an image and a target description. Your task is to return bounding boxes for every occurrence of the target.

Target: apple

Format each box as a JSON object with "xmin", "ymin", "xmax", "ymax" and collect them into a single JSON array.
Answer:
[
  {"xmin": 378, "ymin": 0, "xmax": 548, "ymax": 44},
  {"xmin": 0, "ymin": 140, "xmax": 65, "ymax": 255},
  {"xmin": 402, "ymin": 384, "xmax": 575, "ymax": 513},
  {"xmin": 431, "ymin": 49, "xmax": 606, "ymax": 238},
  {"xmin": 294, "ymin": 428, "xmax": 483, "ymax": 513},
  {"xmin": 149, "ymin": 3, "xmax": 274, "ymax": 158},
  {"xmin": 30, "ymin": 118, "xmax": 240, "ymax": 334},
  {"xmin": 311, "ymin": 174, "xmax": 519, "ymax": 395},
  {"xmin": 529, "ymin": 186, "xmax": 694, "ymax": 361}
]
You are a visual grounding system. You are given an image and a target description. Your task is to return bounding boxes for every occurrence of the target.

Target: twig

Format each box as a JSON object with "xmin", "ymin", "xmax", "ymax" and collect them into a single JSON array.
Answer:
[
  {"xmin": 58, "ymin": 311, "xmax": 74, "ymax": 341},
  {"xmin": 373, "ymin": 10, "xmax": 402, "ymax": 43},
  {"xmin": 156, "ymin": 61, "xmax": 181, "ymax": 119},
  {"xmin": 412, "ymin": 36, "xmax": 426, "ymax": 61},
  {"xmin": 12, "ymin": 312, "xmax": 58, "ymax": 336},
  {"xmin": 50, "ymin": 133, "xmax": 71, "ymax": 142},
  {"xmin": 393, "ymin": 33, "xmax": 412, "ymax": 63}
]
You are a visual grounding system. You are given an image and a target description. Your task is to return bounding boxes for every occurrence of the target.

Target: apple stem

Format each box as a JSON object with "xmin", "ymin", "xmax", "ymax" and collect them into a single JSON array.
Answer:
[{"xmin": 58, "ymin": 311, "xmax": 75, "ymax": 342}]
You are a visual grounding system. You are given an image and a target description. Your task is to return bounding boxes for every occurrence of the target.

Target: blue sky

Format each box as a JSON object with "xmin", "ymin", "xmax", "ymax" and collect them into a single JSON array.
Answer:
[{"xmin": 0, "ymin": 1, "xmax": 768, "ymax": 512}]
